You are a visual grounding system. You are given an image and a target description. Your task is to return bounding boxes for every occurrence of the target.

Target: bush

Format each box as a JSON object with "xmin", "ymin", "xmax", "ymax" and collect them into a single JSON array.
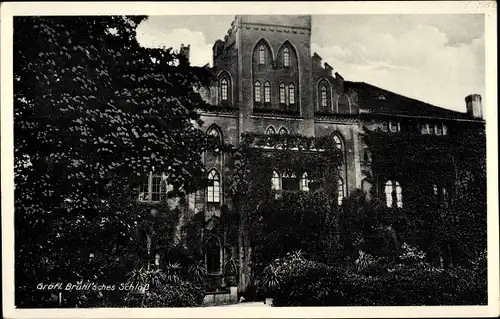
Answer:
[
  {"xmin": 122, "ymin": 281, "xmax": 204, "ymax": 307},
  {"xmin": 272, "ymin": 258, "xmax": 486, "ymax": 306}
]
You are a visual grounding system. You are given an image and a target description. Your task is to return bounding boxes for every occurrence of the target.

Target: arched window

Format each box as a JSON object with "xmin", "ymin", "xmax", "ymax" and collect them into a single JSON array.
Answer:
[
  {"xmin": 332, "ymin": 134, "xmax": 343, "ymax": 150},
  {"xmin": 259, "ymin": 45, "xmax": 266, "ymax": 65},
  {"xmin": 220, "ymin": 78, "xmax": 228, "ymax": 101},
  {"xmin": 283, "ymin": 47, "xmax": 290, "ymax": 67},
  {"xmin": 272, "ymin": 170, "xmax": 281, "ymax": 190},
  {"xmin": 264, "ymin": 81, "xmax": 271, "ymax": 103},
  {"xmin": 320, "ymin": 86, "xmax": 327, "ymax": 108},
  {"xmin": 278, "ymin": 127, "xmax": 288, "ymax": 135},
  {"xmin": 206, "ymin": 236, "xmax": 221, "ymax": 274},
  {"xmin": 207, "ymin": 170, "xmax": 221, "ymax": 204},
  {"xmin": 279, "ymin": 83, "xmax": 286, "ymax": 104},
  {"xmin": 265, "ymin": 126, "xmax": 276, "ymax": 135},
  {"xmin": 432, "ymin": 184, "xmax": 438, "ymax": 196},
  {"xmin": 254, "ymin": 81, "xmax": 261, "ymax": 102},
  {"xmin": 337, "ymin": 178, "xmax": 344, "ymax": 205},
  {"xmin": 337, "ymin": 94, "xmax": 350, "ymax": 114},
  {"xmin": 288, "ymin": 84, "xmax": 295, "ymax": 105},
  {"xmin": 300, "ymin": 173, "xmax": 309, "ymax": 192},
  {"xmin": 207, "ymin": 126, "xmax": 222, "ymax": 142}
]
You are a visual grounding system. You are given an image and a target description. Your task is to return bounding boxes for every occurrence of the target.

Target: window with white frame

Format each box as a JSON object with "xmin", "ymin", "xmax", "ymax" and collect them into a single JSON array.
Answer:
[
  {"xmin": 385, "ymin": 180, "xmax": 403, "ymax": 208},
  {"xmin": 259, "ymin": 45, "xmax": 266, "ymax": 65},
  {"xmin": 220, "ymin": 78, "xmax": 228, "ymax": 101},
  {"xmin": 254, "ymin": 81, "xmax": 261, "ymax": 102},
  {"xmin": 320, "ymin": 86, "xmax": 327, "ymax": 108},
  {"xmin": 138, "ymin": 172, "xmax": 167, "ymax": 202},
  {"xmin": 279, "ymin": 83, "xmax": 286, "ymax": 104},
  {"xmin": 283, "ymin": 47, "xmax": 290, "ymax": 67},
  {"xmin": 207, "ymin": 169, "xmax": 221, "ymax": 204},
  {"xmin": 264, "ymin": 81, "xmax": 271, "ymax": 103},
  {"xmin": 333, "ymin": 134, "xmax": 343, "ymax": 150},
  {"xmin": 288, "ymin": 84, "xmax": 295, "ymax": 105}
]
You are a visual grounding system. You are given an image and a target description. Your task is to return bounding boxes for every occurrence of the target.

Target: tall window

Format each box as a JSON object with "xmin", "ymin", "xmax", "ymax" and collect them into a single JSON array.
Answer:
[
  {"xmin": 272, "ymin": 170, "xmax": 281, "ymax": 190},
  {"xmin": 421, "ymin": 124, "xmax": 430, "ymax": 135},
  {"xmin": 207, "ymin": 126, "xmax": 221, "ymax": 141},
  {"xmin": 221, "ymin": 78, "xmax": 228, "ymax": 101},
  {"xmin": 435, "ymin": 124, "xmax": 443, "ymax": 135},
  {"xmin": 138, "ymin": 172, "xmax": 167, "ymax": 202},
  {"xmin": 278, "ymin": 127, "xmax": 289, "ymax": 135},
  {"xmin": 264, "ymin": 81, "xmax": 271, "ymax": 103},
  {"xmin": 288, "ymin": 84, "xmax": 295, "ymax": 105},
  {"xmin": 206, "ymin": 236, "xmax": 221, "ymax": 274},
  {"xmin": 390, "ymin": 121, "xmax": 400, "ymax": 132},
  {"xmin": 300, "ymin": 173, "xmax": 309, "ymax": 192},
  {"xmin": 385, "ymin": 180, "xmax": 403, "ymax": 208},
  {"xmin": 283, "ymin": 47, "xmax": 290, "ymax": 67},
  {"xmin": 259, "ymin": 45, "xmax": 266, "ymax": 65},
  {"xmin": 266, "ymin": 126, "xmax": 276, "ymax": 135},
  {"xmin": 320, "ymin": 86, "xmax": 327, "ymax": 107},
  {"xmin": 279, "ymin": 83, "xmax": 286, "ymax": 104},
  {"xmin": 207, "ymin": 170, "xmax": 221, "ymax": 204},
  {"xmin": 333, "ymin": 134, "xmax": 343, "ymax": 150},
  {"xmin": 254, "ymin": 81, "xmax": 261, "ymax": 102},
  {"xmin": 337, "ymin": 178, "xmax": 344, "ymax": 205}
]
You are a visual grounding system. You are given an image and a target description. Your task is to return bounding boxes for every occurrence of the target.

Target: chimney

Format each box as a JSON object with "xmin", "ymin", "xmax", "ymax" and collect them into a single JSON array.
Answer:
[
  {"xmin": 324, "ymin": 62, "xmax": 333, "ymax": 76},
  {"xmin": 180, "ymin": 43, "xmax": 190, "ymax": 62},
  {"xmin": 465, "ymin": 94, "xmax": 483, "ymax": 119},
  {"xmin": 312, "ymin": 52, "xmax": 322, "ymax": 69}
]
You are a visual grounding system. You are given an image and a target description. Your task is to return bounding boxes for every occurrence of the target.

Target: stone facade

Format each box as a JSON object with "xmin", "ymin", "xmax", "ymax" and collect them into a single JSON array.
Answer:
[{"xmin": 169, "ymin": 15, "xmax": 484, "ymax": 295}]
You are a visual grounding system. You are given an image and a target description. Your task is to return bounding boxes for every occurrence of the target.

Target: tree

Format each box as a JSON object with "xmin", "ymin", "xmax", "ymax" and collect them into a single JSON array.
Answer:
[{"xmin": 14, "ymin": 16, "xmax": 212, "ymax": 307}]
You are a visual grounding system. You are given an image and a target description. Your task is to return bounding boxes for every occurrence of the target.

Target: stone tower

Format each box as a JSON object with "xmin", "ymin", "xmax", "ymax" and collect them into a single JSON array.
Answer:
[{"xmin": 465, "ymin": 94, "xmax": 483, "ymax": 119}]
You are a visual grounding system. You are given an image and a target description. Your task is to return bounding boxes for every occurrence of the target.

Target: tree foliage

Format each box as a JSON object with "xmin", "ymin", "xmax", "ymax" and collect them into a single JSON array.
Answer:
[{"xmin": 14, "ymin": 16, "xmax": 212, "ymax": 307}]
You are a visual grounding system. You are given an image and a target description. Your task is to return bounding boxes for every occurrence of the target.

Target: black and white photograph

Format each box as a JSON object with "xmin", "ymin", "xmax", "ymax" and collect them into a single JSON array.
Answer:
[{"xmin": 1, "ymin": 1, "xmax": 498, "ymax": 318}]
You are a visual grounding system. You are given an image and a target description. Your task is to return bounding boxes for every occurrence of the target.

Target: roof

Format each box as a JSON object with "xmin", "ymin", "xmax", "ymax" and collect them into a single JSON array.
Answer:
[{"xmin": 344, "ymin": 81, "xmax": 473, "ymax": 120}]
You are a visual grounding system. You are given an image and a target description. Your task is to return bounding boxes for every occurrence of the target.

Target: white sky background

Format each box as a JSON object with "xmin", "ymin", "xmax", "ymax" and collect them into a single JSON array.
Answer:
[{"xmin": 136, "ymin": 14, "xmax": 484, "ymax": 112}]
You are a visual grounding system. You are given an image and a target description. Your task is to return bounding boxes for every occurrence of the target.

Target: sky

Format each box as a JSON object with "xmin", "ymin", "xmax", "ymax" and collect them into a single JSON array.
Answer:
[{"xmin": 136, "ymin": 14, "xmax": 485, "ymax": 112}]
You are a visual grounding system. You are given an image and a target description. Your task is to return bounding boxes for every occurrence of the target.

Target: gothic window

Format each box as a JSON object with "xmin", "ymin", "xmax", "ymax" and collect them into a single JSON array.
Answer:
[
  {"xmin": 207, "ymin": 126, "xmax": 222, "ymax": 142},
  {"xmin": 288, "ymin": 84, "xmax": 295, "ymax": 105},
  {"xmin": 206, "ymin": 236, "xmax": 221, "ymax": 274},
  {"xmin": 385, "ymin": 181, "xmax": 394, "ymax": 208},
  {"xmin": 433, "ymin": 184, "xmax": 438, "ymax": 196},
  {"xmin": 320, "ymin": 86, "xmax": 327, "ymax": 108},
  {"xmin": 266, "ymin": 126, "xmax": 276, "ymax": 135},
  {"xmin": 332, "ymin": 134, "xmax": 343, "ymax": 150},
  {"xmin": 254, "ymin": 81, "xmax": 261, "ymax": 102},
  {"xmin": 272, "ymin": 170, "xmax": 281, "ymax": 190},
  {"xmin": 435, "ymin": 124, "xmax": 443, "ymax": 135},
  {"xmin": 421, "ymin": 123, "xmax": 430, "ymax": 135},
  {"xmin": 395, "ymin": 182, "xmax": 403, "ymax": 208},
  {"xmin": 337, "ymin": 178, "xmax": 344, "ymax": 205},
  {"xmin": 220, "ymin": 78, "xmax": 228, "ymax": 101},
  {"xmin": 264, "ymin": 81, "xmax": 271, "ymax": 103},
  {"xmin": 283, "ymin": 47, "xmax": 290, "ymax": 67},
  {"xmin": 337, "ymin": 94, "xmax": 350, "ymax": 114},
  {"xmin": 207, "ymin": 169, "xmax": 221, "ymax": 204},
  {"xmin": 259, "ymin": 45, "xmax": 266, "ymax": 65},
  {"xmin": 279, "ymin": 83, "xmax": 286, "ymax": 104},
  {"xmin": 138, "ymin": 172, "xmax": 167, "ymax": 202},
  {"xmin": 278, "ymin": 127, "xmax": 289, "ymax": 135},
  {"xmin": 300, "ymin": 173, "xmax": 309, "ymax": 192}
]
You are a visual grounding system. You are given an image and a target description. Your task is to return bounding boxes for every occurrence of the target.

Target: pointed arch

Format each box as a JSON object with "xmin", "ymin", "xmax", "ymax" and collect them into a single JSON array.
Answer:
[
  {"xmin": 279, "ymin": 83, "xmax": 286, "ymax": 104},
  {"xmin": 331, "ymin": 131, "xmax": 345, "ymax": 151},
  {"xmin": 278, "ymin": 126, "xmax": 289, "ymax": 135},
  {"xmin": 254, "ymin": 80, "xmax": 262, "ymax": 102},
  {"xmin": 337, "ymin": 94, "xmax": 352, "ymax": 115},
  {"xmin": 206, "ymin": 124, "xmax": 223, "ymax": 143},
  {"xmin": 253, "ymin": 38, "xmax": 274, "ymax": 66},
  {"xmin": 300, "ymin": 172, "xmax": 309, "ymax": 192},
  {"xmin": 288, "ymin": 83, "xmax": 295, "ymax": 105},
  {"xmin": 217, "ymin": 70, "xmax": 233, "ymax": 106},
  {"xmin": 265, "ymin": 125, "xmax": 276, "ymax": 135},
  {"xmin": 264, "ymin": 81, "xmax": 271, "ymax": 103},
  {"xmin": 277, "ymin": 40, "xmax": 298, "ymax": 68},
  {"xmin": 272, "ymin": 170, "xmax": 281, "ymax": 190},
  {"xmin": 317, "ymin": 78, "xmax": 332, "ymax": 111},
  {"xmin": 205, "ymin": 235, "xmax": 222, "ymax": 274}
]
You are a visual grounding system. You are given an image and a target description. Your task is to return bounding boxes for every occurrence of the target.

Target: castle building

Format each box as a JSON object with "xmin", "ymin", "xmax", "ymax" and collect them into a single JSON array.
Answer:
[{"xmin": 139, "ymin": 15, "xmax": 484, "ymax": 292}]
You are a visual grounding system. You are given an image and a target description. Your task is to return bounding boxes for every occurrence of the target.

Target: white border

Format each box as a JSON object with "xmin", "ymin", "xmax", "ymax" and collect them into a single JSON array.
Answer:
[{"xmin": 1, "ymin": 1, "xmax": 498, "ymax": 318}]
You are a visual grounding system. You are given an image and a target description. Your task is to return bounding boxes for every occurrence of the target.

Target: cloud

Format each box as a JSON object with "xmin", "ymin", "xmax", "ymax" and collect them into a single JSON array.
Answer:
[
  {"xmin": 136, "ymin": 25, "xmax": 213, "ymax": 67},
  {"xmin": 311, "ymin": 24, "xmax": 485, "ymax": 111}
]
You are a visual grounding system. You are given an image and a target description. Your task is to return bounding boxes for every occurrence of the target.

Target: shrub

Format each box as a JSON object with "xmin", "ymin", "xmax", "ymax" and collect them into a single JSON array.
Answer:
[{"xmin": 122, "ymin": 281, "xmax": 204, "ymax": 307}]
